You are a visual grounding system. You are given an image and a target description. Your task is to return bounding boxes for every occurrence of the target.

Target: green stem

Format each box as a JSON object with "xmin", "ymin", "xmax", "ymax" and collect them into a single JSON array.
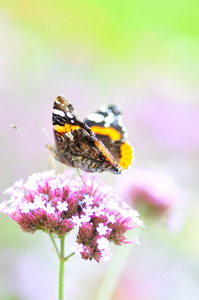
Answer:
[
  {"xmin": 59, "ymin": 235, "xmax": 66, "ymax": 300},
  {"xmin": 49, "ymin": 233, "xmax": 60, "ymax": 258},
  {"xmin": 64, "ymin": 252, "xmax": 75, "ymax": 261}
]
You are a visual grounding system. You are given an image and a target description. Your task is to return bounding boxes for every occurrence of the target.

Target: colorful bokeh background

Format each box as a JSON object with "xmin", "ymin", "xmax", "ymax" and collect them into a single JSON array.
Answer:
[{"xmin": 0, "ymin": 1, "xmax": 199, "ymax": 299}]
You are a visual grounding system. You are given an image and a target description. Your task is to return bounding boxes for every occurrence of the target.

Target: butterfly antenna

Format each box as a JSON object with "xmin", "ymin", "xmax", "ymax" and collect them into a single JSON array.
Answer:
[
  {"xmin": 12, "ymin": 124, "xmax": 29, "ymax": 133},
  {"xmin": 11, "ymin": 124, "xmax": 43, "ymax": 140},
  {"xmin": 41, "ymin": 125, "xmax": 53, "ymax": 144},
  {"xmin": 41, "ymin": 125, "xmax": 58, "ymax": 173}
]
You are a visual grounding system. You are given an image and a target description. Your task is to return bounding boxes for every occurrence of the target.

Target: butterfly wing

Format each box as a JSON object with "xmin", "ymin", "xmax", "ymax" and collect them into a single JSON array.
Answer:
[
  {"xmin": 51, "ymin": 96, "xmax": 121, "ymax": 173},
  {"xmin": 85, "ymin": 104, "xmax": 133, "ymax": 170}
]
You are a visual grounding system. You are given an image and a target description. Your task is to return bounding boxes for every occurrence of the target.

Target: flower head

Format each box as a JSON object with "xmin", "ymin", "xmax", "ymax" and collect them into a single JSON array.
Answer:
[
  {"xmin": 116, "ymin": 168, "xmax": 186, "ymax": 231},
  {"xmin": 1, "ymin": 170, "xmax": 142, "ymax": 262}
]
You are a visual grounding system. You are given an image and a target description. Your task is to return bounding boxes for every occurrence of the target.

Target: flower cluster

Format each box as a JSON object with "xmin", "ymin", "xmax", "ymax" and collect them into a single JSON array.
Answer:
[
  {"xmin": 116, "ymin": 168, "xmax": 186, "ymax": 231},
  {"xmin": 1, "ymin": 170, "xmax": 142, "ymax": 262}
]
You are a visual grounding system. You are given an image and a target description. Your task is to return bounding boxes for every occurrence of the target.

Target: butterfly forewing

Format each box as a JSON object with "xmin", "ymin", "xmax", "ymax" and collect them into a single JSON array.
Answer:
[{"xmin": 51, "ymin": 96, "xmax": 121, "ymax": 174}]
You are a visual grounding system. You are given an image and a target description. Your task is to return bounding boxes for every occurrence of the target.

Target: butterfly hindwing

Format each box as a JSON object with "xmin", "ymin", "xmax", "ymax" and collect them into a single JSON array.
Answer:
[{"xmin": 84, "ymin": 104, "xmax": 133, "ymax": 170}]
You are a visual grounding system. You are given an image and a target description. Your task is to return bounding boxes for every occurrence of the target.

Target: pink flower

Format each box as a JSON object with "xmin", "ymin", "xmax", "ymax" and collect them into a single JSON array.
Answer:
[
  {"xmin": 1, "ymin": 170, "xmax": 142, "ymax": 262},
  {"xmin": 116, "ymin": 168, "xmax": 186, "ymax": 231}
]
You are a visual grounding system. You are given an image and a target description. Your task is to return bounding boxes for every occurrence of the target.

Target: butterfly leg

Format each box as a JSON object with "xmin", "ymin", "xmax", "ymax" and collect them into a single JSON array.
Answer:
[
  {"xmin": 60, "ymin": 163, "xmax": 65, "ymax": 172},
  {"xmin": 76, "ymin": 167, "xmax": 86, "ymax": 184},
  {"xmin": 48, "ymin": 153, "xmax": 58, "ymax": 174}
]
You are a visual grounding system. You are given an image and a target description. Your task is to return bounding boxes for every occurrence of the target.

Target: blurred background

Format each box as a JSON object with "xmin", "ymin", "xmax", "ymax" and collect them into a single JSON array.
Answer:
[{"xmin": 0, "ymin": 1, "xmax": 199, "ymax": 299}]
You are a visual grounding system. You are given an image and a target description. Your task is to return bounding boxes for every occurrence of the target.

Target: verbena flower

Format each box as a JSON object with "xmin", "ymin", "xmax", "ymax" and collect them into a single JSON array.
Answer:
[
  {"xmin": 1, "ymin": 170, "xmax": 142, "ymax": 262},
  {"xmin": 116, "ymin": 168, "xmax": 186, "ymax": 231}
]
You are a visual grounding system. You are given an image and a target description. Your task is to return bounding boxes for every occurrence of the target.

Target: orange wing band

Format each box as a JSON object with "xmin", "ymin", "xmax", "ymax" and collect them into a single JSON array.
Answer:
[
  {"xmin": 90, "ymin": 126, "xmax": 121, "ymax": 141},
  {"xmin": 119, "ymin": 142, "xmax": 133, "ymax": 169},
  {"xmin": 53, "ymin": 124, "xmax": 81, "ymax": 134},
  {"xmin": 94, "ymin": 140, "xmax": 117, "ymax": 165}
]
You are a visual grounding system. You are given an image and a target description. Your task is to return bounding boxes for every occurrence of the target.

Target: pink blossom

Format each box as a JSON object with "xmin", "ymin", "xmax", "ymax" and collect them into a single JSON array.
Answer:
[
  {"xmin": 116, "ymin": 168, "xmax": 186, "ymax": 231},
  {"xmin": 1, "ymin": 170, "xmax": 142, "ymax": 262}
]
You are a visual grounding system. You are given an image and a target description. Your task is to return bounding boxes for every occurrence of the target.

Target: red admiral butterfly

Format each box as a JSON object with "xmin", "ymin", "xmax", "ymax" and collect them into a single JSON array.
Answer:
[{"xmin": 50, "ymin": 95, "xmax": 133, "ymax": 174}]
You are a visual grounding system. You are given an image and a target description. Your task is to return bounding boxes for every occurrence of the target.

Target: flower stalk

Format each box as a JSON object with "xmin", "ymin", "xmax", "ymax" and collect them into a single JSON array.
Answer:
[
  {"xmin": 49, "ymin": 233, "xmax": 76, "ymax": 300},
  {"xmin": 49, "ymin": 233, "xmax": 60, "ymax": 257},
  {"xmin": 59, "ymin": 235, "xmax": 65, "ymax": 300}
]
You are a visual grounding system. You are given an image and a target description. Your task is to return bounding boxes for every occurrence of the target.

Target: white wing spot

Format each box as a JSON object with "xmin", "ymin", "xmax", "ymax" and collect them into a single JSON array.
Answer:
[
  {"xmin": 117, "ymin": 115, "xmax": 124, "ymax": 127},
  {"xmin": 55, "ymin": 99, "xmax": 61, "ymax": 104},
  {"xmin": 52, "ymin": 109, "xmax": 65, "ymax": 117},
  {"xmin": 66, "ymin": 112, "xmax": 74, "ymax": 119},
  {"xmin": 100, "ymin": 105, "xmax": 109, "ymax": 113},
  {"xmin": 87, "ymin": 113, "xmax": 104, "ymax": 123},
  {"xmin": 104, "ymin": 113, "xmax": 114, "ymax": 124}
]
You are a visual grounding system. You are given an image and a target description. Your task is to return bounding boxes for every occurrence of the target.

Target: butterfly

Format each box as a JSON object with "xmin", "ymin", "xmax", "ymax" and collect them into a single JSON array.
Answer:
[{"xmin": 50, "ymin": 95, "xmax": 133, "ymax": 174}]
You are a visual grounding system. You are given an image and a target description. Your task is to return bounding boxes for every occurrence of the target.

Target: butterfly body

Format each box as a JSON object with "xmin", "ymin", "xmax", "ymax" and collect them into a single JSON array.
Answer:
[{"xmin": 51, "ymin": 95, "xmax": 133, "ymax": 174}]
